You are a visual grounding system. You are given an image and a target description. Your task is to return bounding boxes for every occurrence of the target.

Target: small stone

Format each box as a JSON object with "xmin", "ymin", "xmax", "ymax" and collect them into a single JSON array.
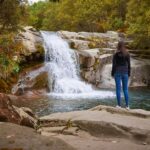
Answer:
[
  {"xmin": 142, "ymin": 142, "xmax": 147, "ymax": 145},
  {"xmin": 112, "ymin": 140, "xmax": 117, "ymax": 143},
  {"xmin": 6, "ymin": 134, "xmax": 15, "ymax": 138}
]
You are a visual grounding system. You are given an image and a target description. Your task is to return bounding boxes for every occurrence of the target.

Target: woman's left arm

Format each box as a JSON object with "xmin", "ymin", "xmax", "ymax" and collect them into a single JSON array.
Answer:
[{"xmin": 128, "ymin": 54, "xmax": 131, "ymax": 77}]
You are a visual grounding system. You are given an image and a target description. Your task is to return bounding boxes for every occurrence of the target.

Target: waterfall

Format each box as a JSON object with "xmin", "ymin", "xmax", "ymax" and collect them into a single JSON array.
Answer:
[{"xmin": 41, "ymin": 31, "xmax": 93, "ymax": 93}]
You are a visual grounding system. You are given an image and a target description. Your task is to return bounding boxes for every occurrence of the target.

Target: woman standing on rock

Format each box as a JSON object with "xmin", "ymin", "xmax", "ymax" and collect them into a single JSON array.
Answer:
[{"xmin": 111, "ymin": 41, "xmax": 131, "ymax": 109}]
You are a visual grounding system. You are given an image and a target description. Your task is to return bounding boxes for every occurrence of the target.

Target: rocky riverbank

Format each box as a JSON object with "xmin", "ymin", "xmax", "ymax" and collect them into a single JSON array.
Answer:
[{"xmin": 0, "ymin": 93, "xmax": 150, "ymax": 150}]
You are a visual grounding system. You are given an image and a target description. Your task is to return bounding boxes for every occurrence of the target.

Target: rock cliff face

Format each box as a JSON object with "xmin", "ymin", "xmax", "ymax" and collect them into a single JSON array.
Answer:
[{"xmin": 58, "ymin": 31, "xmax": 150, "ymax": 88}]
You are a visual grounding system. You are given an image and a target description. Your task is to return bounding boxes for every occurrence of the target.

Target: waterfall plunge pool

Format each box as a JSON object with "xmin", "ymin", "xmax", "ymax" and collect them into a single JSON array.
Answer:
[{"xmin": 18, "ymin": 88, "xmax": 150, "ymax": 117}]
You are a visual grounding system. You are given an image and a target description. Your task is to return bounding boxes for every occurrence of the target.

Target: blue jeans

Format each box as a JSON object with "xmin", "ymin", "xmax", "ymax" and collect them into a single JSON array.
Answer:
[{"xmin": 114, "ymin": 73, "xmax": 129, "ymax": 107}]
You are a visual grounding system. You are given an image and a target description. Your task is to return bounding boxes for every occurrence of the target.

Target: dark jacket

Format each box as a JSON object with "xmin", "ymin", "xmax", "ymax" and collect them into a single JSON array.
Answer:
[{"xmin": 111, "ymin": 52, "xmax": 131, "ymax": 77}]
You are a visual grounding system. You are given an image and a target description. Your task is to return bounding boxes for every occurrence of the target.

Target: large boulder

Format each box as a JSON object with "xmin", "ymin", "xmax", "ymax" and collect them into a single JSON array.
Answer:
[
  {"xmin": 129, "ymin": 58, "xmax": 150, "ymax": 87},
  {"xmin": 20, "ymin": 26, "xmax": 43, "ymax": 53},
  {"xmin": 77, "ymin": 49, "xmax": 99, "ymax": 69},
  {"xmin": 0, "ymin": 93, "xmax": 38, "ymax": 128},
  {"xmin": 12, "ymin": 64, "xmax": 49, "ymax": 95},
  {"xmin": 0, "ymin": 93, "xmax": 20, "ymax": 123},
  {"xmin": 76, "ymin": 48, "xmax": 114, "ymax": 85}
]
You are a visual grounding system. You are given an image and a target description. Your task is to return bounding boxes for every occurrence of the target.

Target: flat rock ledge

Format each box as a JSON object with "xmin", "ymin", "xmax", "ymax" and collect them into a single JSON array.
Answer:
[{"xmin": 38, "ymin": 105, "xmax": 150, "ymax": 150}]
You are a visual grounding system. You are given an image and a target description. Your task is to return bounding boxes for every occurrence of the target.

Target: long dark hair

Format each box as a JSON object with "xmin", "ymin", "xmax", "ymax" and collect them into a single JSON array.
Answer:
[{"xmin": 117, "ymin": 41, "xmax": 128, "ymax": 56}]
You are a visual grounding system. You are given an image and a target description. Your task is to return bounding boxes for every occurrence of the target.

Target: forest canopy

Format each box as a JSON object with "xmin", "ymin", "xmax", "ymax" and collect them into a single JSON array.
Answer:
[{"xmin": 28, "ymin": 0, "xmax": 150, "ymax": 49}]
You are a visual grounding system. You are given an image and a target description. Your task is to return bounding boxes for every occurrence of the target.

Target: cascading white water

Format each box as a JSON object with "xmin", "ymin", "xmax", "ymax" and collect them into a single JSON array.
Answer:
[{"xmin": 41, "ymin": 31, "xmax": 93, "ymax": 93}]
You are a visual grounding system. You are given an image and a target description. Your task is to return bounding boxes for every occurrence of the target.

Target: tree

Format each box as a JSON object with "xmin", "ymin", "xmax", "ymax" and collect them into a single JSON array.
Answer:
[
  {"xmin": 126, "ymin": 0, "xmax": 150, "ymax": 49},
  {"xmin": 0, "ymin": 0, "xmax": 27, "ymax": 32}
]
